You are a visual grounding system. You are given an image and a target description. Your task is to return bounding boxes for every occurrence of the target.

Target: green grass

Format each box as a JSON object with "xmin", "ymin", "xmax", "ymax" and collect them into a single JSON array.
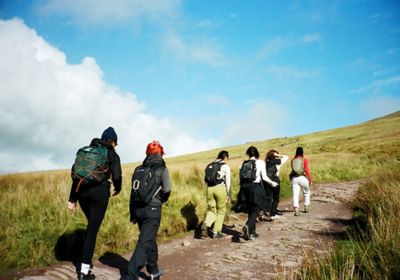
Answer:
[
  {"xmin": 0, "ymin": 111, "xmax": 399, "ymax": 274},
  {"xmin": 297, "ymin": 168, "xmax": 400, "ymax": 280}
]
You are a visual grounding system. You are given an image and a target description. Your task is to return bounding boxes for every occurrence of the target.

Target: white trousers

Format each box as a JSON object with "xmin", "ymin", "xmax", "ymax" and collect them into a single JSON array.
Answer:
[{"xmin": 291, "ymin": 176, "xmax": 310, "ymax": 208}]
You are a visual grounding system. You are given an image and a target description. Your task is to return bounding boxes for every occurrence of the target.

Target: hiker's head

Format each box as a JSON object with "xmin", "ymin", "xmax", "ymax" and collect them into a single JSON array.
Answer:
[
  {"xmin": 246, "ymin": 146, "xmax": 259, "ymax": 159},
  {"xmin": 101, "ymin": 127, "xmax": 118, "ymax": 146},
  {"xmin": 146, "ymin": 141, "xmax": 165, "ymax": 156},
  {"xmin": 266, "ymin": 149, "xmax": 278, "ymax": 160},
  {"xmin": 295, "ymin": 147, "xmax": 304, "ymax": 156},
  {"xmin": 217, "ymin": 150, "xmax": 229, "ymax": 161}
]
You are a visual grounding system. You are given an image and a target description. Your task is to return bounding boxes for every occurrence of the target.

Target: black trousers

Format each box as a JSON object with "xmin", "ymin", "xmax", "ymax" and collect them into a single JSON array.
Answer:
[
  {"xmin": 264, "ymin": 185, "xmax": 273, "ymax": 215},
  {"xmin": 246, "ymin": 204, "xmax": 260, "ymax": 234},
  {"xmin": 127, "ymin": 204, "xmax": 161, "ymax": 280},
  {"xmin": 271, "ymin": 184, "xmax": 281, "ymax": 215},
  {"xmin": 78, "ymin": 182, "xmax": 110, "ymax": 264}
]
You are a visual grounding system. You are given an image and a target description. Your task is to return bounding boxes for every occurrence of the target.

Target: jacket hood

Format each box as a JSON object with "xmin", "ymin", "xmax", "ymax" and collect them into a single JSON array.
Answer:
[
  {"xmin": 90, "ymin": 138, "xmax": 114, "ymax": 149},
  {"xmin": 143, "ymin": 154, "xmax": 165, "ymax": 167}
]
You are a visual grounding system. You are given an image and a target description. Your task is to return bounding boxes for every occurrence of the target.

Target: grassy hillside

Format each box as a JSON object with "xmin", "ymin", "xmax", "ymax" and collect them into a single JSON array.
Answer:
[{"xmin": 0, "ymin": 111, "xmax": 399, "ymax": 274}]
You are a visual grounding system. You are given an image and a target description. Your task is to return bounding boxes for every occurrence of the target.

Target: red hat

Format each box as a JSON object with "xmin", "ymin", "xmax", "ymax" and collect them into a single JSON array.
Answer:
[{"xmin": 146, "ymin": 141, "xmax": 165, "ymax": 156}]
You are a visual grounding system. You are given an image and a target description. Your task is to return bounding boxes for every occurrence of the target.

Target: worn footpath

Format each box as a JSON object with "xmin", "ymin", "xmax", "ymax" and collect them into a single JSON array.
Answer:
[{"xmin": 2, "ymin": 181, "xmax": 360, "ymax": 280}]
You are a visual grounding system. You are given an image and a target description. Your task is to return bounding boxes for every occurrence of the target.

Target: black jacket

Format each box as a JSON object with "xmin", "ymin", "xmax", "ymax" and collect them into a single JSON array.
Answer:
[
  {"xmin": 129, "ymin": 154, "xmax": 171, "ymax": 221},
  {"xmin": 69, "ymin": 138, "xmax": 122, "ymax": 202}
]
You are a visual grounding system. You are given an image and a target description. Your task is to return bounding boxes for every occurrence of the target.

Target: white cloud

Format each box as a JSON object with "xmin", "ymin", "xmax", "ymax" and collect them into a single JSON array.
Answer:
[
  {"xmin": 265, "ymin": 65, "xmax": 320, "ymax": 80},
  {"xmin": 352, "ymin": 76, "xmax": 400, "ymax": 94},
  {"xmin": 37, "ymin": 0, "xmax": 181, "ymax": 25},
  {"xmin": 0, "ymin": 18, "xmax": 217, "ymax": 172},
  {"xmin": 301, "ymin": 33, "xmax": 322, "ymax": 44},
  {"xmin": 164, "ymin": 31, "xmax": 228, "ymax": 68},
  {"xmin": 360, "ymin": 96, "xmax": 400, "ymax": 118},
  {"xmin": 222, "ymin": 101, "xmax": 288, "ymax": 144},
  {"xmin": 258, "ymin": 36, "xmax": 290, "ymax": 59}
]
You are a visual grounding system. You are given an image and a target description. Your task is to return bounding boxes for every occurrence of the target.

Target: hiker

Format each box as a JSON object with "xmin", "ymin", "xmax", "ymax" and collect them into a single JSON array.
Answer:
[
  {"xmin": 125, "ymin": 141, "xmax": 171, "ymax": 280},
  {"xmin": 239, "ymin": 146, "xmax": 278, "ymax": 240},
  {"xmin": 265, "ymin": 150, "xmax": 288, "ymax": 219},
  {"xmin": 290, "ymin": 147, "xmax": 312, "ymax": 216},
  {"xmin": 201, "ymin": 150, "xmax": 231, "ymax": 239},
  {"xmin": 68, "ymin": 127, "xmax": 122, "ymax": 280}
]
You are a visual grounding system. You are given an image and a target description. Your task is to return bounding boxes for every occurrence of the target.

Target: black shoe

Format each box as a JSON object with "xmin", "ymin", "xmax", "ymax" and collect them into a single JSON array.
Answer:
[
  {"xmin": 275, "ymin": 211, "xmax": 283, "ymax": 215},
  {"xmin": 201, "ymin": 223, "xmax": 208, "ymax": 238},
  {"xmin": 150, "ymin": 269, "xmax": 163, "ymax": 280},
  {"xmin": 242, "ymin": 225, "xmax": 249, "ymax": 240},
  {"xmin": 212, "ymin": 232, "xmax": 224, "ymax": 239},
  {"xmin": 78, "ymin": 271, "xmax": 95, "ymax": 280},
  {"xmin": 249, "ymin": 233, "xmax": 259, "ymax": 240}
]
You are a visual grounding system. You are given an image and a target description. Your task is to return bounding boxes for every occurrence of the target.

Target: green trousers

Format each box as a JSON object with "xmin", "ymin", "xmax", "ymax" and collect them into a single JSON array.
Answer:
[{"xmin": 204, "ymin": 184, "xmax": 227, "ymax": 233}]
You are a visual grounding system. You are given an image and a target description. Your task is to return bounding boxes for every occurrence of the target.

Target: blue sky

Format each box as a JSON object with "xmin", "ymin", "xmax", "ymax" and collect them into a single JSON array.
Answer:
[{"xmin": 0, "ymin": 0, "xmax": 399, "ymax": 171}]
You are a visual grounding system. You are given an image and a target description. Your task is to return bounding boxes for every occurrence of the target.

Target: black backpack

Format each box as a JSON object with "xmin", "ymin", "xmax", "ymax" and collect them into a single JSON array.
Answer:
[
  {"xmin": 239, "ymin": 159, "xmax": 257, "ymax": 183},
  {"xmin": 204, "ymin": 161, "xmax": 225, "ymax": 186},
  {"xmin": 266, "ymin": 160, "xmax": 278, "ymax": 179},
  {"xmin": 131, "ymin": 165, "xmax": 162, "ymax": 204}
]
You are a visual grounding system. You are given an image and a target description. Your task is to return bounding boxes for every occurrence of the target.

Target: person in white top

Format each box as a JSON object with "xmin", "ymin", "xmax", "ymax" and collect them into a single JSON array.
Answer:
[
  {"xmin": 265, "ymin": 149, "xmax": 288, "ymax": 219},
  {"xmin": 239, "ymin": 146, "xmax": 278, "ymax": 240},
  {"xmin": 201, "ymin": 150, "xmax": 231, "ymax": 239}
]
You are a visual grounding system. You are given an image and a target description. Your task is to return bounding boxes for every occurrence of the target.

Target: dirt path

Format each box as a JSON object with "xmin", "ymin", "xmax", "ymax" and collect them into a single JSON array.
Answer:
[{"xmin": 3, "ymin": 181, "xmax": 361, "ymax": 280}]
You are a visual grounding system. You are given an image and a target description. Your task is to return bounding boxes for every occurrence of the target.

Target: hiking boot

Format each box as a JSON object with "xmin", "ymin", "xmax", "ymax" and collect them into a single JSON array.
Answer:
[
  {"xmin": 257, "ymin": 211, "xmax": 264, "ymax": 222},
  {"xmin": 150, "ymin": 269, "xmax": 163, "ymax": 280},
  {"xmin": 304, "ymin": 205, "xmax": 311, "ymax": 213},
  {"xmin": 249, "ymin": 233, "xmax": 259, "ymax": 240},
  {"xmin": 78, "ymin": 271, "xmax": 95, "ymax": 280},
  {"xmin": 270, "ymin": 215, "xmax": 279, "ymax": 220},
  {"xmin": 201, "ymin": 223, "xmax": 208, "ymax": 238},
  {"xmin": 276, "ymin": 211, "xmax": 283, "ymax": 216},
  {"xmin": 264, "ymin": 213, "xmax": 272, "ymax": 222},
  {"xmin": 212, "ymin": 232, "xmax": 224, "ymax": 239},
  {"xmin": 242, "ymin": 225, "xmax": 250, "ymax": 240},
  {"xmin": 294, "ymin": 208, "xmax": 300, "ymax": 216}
]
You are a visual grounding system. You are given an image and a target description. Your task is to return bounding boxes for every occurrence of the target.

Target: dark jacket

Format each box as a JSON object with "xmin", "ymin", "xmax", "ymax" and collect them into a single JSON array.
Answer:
[
  {"xmin": 69, "ymin": 138, "xmax": 122, "ymax": 202},
  {"xmin": 129, "ymin": 154, "xmax": 171, "ymax": 221},
  {"xmin": 237, "ymin": 181, "xmax": 268, "ymax": 210}
]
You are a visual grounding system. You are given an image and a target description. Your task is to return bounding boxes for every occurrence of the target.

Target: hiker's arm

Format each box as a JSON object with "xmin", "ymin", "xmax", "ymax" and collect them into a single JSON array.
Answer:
[
  {"xmin": 160, "ymin": 168, "xmax": 171, "ymax": 203},
  {"xmin": 259, "ymin": 161, "xmax": 278, "ymax": 186},
  {"xmin": 304, "ymin": 159, "xmax": 312, "ymax": 184},
  {"xmin": 68, "ymin": 165, "xmax": 79, "ymax": 203},
  {"xmin": 223, "ymin": 164, "xmax": 231, "ymax": 199},
  {"xmin": 280, "ymin": 155, "xmax": 289, "ymax": 165},
  {"xmin": 110, "ymin": 151, "xmax": 122, "ymax": 194}
]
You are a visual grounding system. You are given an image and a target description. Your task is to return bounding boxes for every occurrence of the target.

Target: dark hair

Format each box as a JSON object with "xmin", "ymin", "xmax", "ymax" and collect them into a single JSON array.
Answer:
[
  {"xmin": 246, "ymin": 146, "xmax": 259, "ymax": 159},
  {"xmin": 217, "ymin": 150, "xmax": 229, "ymax": 160},
  {"xmin": 266, "ymin": 149, "xmax": 278, "ymax": 161},
  {"xmin": 295, "ymin": 147, "xmax": 304, "ymax": 156}
]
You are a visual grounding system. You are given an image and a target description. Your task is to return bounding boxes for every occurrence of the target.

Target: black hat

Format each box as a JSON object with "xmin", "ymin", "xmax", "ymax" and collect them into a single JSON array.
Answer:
[{"xmin": 101, "ymin": 127, "xmax": 118, "ymax": 144}]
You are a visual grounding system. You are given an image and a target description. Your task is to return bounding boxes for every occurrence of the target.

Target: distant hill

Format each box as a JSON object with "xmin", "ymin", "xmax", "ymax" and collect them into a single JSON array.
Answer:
[{"xmin": 1, "ymin": 111, "xmax": 399, "ymax": 275}]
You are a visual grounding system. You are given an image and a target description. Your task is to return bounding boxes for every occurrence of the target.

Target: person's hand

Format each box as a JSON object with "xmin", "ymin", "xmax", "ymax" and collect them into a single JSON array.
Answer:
[
  {"xmin": 112, "ymin": 191, "xmax": 120, "ymax": 196},
  {"xmin": 131, "ymin": 217, "xmax": 137, "ymax": 224},
  {"xmin": 67, "ymin": 201, "xmax": 77, "ymax": 210},
  {"xmin": 272, "ymin": 182, "xmax": 279, "ymax": 187}
]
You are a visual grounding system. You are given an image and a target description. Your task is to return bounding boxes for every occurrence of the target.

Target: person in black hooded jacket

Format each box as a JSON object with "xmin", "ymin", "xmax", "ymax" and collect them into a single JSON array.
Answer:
[
  {"xmin": 68, "ymin": 127, "xmax": 122, "ymax": 280},
  {"xmin": 125, "ymin": 141, "xmax": 171, "ymax": 280}
]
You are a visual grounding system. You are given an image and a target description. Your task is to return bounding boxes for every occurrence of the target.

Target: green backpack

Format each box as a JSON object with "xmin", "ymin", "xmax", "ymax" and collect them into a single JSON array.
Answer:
[
  {"xmin": 291, "ymin": 157, "xmax": 305, "ymax": 176},
  {"xmin": 71, "ymin": 144, "xmax": 109, "ymax": 190}
]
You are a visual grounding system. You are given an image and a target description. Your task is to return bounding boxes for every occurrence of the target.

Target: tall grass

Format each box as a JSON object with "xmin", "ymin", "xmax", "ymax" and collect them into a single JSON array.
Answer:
[
  {"xmin": 297, "ymin": 168, "xmax": 400, "ymax": 280},
  {"xmin": 0, "ymin": 112, "xmax": 399, "ymax": 274}
]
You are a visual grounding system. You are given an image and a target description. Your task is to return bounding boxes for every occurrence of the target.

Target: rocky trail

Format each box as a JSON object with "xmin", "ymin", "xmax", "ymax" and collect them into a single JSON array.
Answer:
[{"xmin": 3, "ymin": 181, "xmax": 361, "ymax": 280}]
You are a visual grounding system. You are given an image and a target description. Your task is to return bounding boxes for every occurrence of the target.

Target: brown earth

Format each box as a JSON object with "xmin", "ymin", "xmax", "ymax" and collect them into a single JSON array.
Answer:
[{"xmin": 2, "ymin": 181, "xmax": 360, "ymax": 280}]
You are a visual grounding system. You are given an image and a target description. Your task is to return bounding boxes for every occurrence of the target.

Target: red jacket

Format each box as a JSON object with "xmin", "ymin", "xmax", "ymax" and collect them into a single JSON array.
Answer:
[{"xmin": 293, "ymin": 155, "xmax": 312, "ymax": 184}]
